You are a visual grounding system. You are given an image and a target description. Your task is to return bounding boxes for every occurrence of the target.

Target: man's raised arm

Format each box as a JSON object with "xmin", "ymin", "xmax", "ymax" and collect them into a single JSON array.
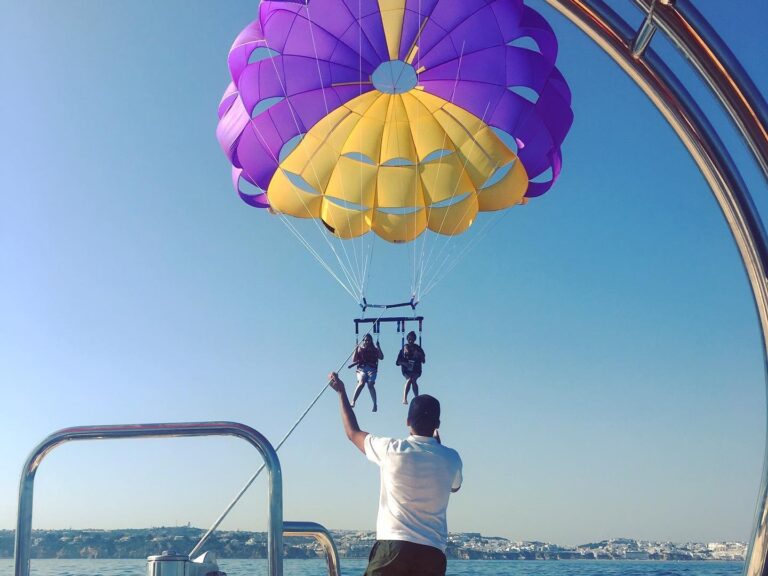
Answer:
[{"xmin": 328, "ymin": 372, "xmax": 368, "ymax": 454}]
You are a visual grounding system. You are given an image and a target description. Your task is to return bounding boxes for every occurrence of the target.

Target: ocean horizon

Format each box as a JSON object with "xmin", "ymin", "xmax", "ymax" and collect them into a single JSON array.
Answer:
[{"xmin": 0, "ymin": 558, "xmax": 745, "ymax": 576}]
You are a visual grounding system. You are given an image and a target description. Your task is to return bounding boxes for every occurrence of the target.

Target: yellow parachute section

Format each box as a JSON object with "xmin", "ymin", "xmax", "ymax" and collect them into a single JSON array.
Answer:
[{"xmin": 267, "ymin": 90, "xmax": 528, "ymax": 243}]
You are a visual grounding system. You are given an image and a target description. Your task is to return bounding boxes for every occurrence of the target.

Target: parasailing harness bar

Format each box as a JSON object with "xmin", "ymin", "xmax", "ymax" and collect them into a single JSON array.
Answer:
[
  {"xmin": 355, "ymin": 316, "xmax": 424, "ymax": 345},
  {"xmin": 359, "ymin": 297, "xmax": 418, "ymax": 312},
  {"xmin": 356, "ymin": 297, "xmax": 422, "ymax": 344}
]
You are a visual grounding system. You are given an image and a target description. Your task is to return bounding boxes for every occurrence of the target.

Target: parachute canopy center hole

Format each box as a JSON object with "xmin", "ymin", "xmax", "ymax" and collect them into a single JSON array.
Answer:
[{"xmin": 372, "ymin": 60, "xmax": 418, "ymax": 94}]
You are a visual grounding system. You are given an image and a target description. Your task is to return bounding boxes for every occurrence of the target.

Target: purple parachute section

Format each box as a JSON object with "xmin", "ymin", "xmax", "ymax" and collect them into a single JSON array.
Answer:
[{"xmin": 217, "ymin": 0, "xmax": 573, "ymax": 207}]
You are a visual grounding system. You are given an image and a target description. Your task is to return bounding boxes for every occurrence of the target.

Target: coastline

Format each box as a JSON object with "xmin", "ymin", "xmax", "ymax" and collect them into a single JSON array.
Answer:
[{"xmin": 0, "ymin": 528, "xmax": 746, "ymax": 562}]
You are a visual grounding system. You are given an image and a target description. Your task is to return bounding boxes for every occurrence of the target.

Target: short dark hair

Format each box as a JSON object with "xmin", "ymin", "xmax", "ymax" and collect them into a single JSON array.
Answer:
[{"xmin": 408, "ymin": 395, "xmax": 440, "ymax": 432}]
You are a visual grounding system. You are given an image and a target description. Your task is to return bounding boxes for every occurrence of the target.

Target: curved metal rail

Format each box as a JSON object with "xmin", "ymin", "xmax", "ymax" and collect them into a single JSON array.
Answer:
[
  {"xmin": 632, "ymin": 0, "xmax": 768, "ymax": 178},
  {"xmin": 13, "ymin": 422, "xmax": 284, "ymax": 576},
  {"xmin": 284, "ymin": 521, "xmax": 341, "ymax": 576},
  {"xmin": 539, "ymin": 1, "xmax": 768, "ymax": 573}
]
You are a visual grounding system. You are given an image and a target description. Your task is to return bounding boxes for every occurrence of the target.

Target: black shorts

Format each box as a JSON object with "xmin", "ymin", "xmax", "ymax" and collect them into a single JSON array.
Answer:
[
  {"xmin": 364, "ymin": 540, "xmax": 446, "ymax": 576},
  {"xmin": 401, "ymin": 361, "xmax": 422, "ymax": 379},
  {"xmin": 401, "ymin": 367, "xmax": 422, "ymax": 379}
]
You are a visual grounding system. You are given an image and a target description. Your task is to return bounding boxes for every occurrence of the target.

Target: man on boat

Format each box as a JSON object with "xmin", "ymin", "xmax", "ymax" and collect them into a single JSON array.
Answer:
[{"xmin": 328, "ymin": 372, "xmax": 462, "ymax": 576}]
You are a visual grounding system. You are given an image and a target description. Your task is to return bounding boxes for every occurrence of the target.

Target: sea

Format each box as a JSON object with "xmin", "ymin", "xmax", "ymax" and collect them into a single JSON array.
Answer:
[{"xmin": 0, "ymin": 559, "xmax": 744, "ymax": 576}]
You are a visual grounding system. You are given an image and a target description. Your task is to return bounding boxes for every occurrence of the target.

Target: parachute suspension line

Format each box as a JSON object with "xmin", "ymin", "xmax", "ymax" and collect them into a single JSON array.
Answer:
[
  {"xmin": 421, "ymin": 100, "xmax": 489, "ymax": 251},
  {"xmin": 400, "ymin": 96, "xmax": 427, "ymax": 306},
  {"xmin": 358, "ymin": 0, "xmax": 366, "ymax": 298},
  {"xmin": 304, "ymin": 4, "xmax": 365, "ymax": 290},
  {"xmin": 422, "ymin": 143, "xmax": 498, "ymax": 293},
  {"xmin": 413, "ymin": 5, "xmax": 435, "ymax": 299},
  {"xmin": 303, "ymin": 4, "xmax": 330, "ymax": 116},
  {"xmin": 360, "ymin": 234, "xmax": 376, "ymax": 304},
  {"xmin": 419, "ymin": 181, "xmax": 498, "ymax": 300},
  {"xmin": 421, "ymin": 209, "xmax": 508, "ymax": 298},
  {"xmin": 262, "ymin": 38, "xmax": 364, "ymax": 295},
  {"xmin": 282, "ymin": 233, "xmax": 358, "ymax": 304},
  {"xmin": 417, "ymin": 78, "xmax": 494, "ymax": 296},
  {"xmin": 277, "ymin": 213, "xmax": 361, "ymax": 302},
  {"xmin": 381, "ymin": 83, "xmax": 419, "ymax": 304},
  {"xmin": 414, "ymin": 41, "xmax": 467, "ymax": 301},
  {"xmin": 412, "ymin": 0, "xmax": 420, "ymax": 299},
  {"xmin": 395, "ymin": 70, "xmax": 424, "ymax": 301},
  {"xmin": 188, "ymin": 309, "xmax": 388, "ymax": 560},
  {"xmin": 278, "ymin": 203, "xmax": 362, "ymax": 299},
  {"xmin": 411, "ymin": 0, "xmax": 424, "ymax": 301},
  {"xmin": 239, "ymin": 90, "xmax": 361, "ymax": 298},
  {"xmin": 418, "ymin": 128, "xmax": 500, "ymax": 299},
  {"xmin": 411, "ymin": 97, "xmax": 418, "ymax": 298},
  {"xmin": 412, "ymin": 249, "xmax": 418, "ymax": 308}
]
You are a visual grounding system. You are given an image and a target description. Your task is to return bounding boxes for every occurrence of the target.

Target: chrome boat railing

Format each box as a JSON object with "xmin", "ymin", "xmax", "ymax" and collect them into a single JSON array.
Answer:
[
  {"xmin": 13, "ymin": 422, "xmax": 328, "ymax": 576},
  {"xmin": 540, "ymin": 1, "xmax": 768, "ymax": 574},
  {"xmin": 283, "ymin": 521, "xmax": 341, "ymax": 576}
]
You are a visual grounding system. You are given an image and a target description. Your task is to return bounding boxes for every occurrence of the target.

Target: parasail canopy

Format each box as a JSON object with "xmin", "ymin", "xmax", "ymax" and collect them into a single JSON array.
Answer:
[{"xmin": 217, "ymin": 0, "xmax": 573, "ymax": 244}]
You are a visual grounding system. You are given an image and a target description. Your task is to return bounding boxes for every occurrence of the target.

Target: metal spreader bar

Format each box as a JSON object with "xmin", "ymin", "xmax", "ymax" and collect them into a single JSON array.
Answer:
[
  {"xmin": 359, "ymin": 296, "xmax": 418, "ymax": 312},
  {"xmin": 354, "ymin": 316, "xmax": 424, "ymax": 339}
]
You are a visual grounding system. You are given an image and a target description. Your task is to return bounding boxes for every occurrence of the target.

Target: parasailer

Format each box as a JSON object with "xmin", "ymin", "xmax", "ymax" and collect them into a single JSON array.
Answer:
[
  {"xmin": 397, "ymin": 330, "xmax": 426, "ymax": 404},
  {"xmin": 349, "ymin": 333, "xmax": 384, "ymax": 412}
]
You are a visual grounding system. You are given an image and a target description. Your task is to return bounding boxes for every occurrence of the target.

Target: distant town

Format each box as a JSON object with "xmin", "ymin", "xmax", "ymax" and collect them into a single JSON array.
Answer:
[{"xmin": 0, "ymin": 526, "xmax": 745, "ymax": 561}]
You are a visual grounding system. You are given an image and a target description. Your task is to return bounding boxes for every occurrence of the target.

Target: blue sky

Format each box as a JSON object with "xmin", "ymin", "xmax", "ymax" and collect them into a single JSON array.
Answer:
[{"xmin": 1, "ymin": 0, "xmax": 766, "ymax": 547}]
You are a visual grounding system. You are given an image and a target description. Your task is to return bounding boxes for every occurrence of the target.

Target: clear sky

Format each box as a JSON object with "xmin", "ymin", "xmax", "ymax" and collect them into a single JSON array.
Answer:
[{"xmin": 1, "ymin": 0, "xmax": 767, "ymax": 547}]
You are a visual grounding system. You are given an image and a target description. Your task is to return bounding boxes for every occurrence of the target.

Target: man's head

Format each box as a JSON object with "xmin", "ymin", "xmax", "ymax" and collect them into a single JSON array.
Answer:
[
  {"xmin": 407, "ymin": 394, "xmax": 441, "ymax": 436},
  {"xmin": 406, "ymin": 331, "xmax": 417, "ymax": 344}
]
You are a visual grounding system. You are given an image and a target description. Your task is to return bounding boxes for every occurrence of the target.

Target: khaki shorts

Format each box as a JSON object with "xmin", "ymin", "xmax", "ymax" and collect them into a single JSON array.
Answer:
[{"xmin": 364, "ymin": 540, "xmax": 446, "ymax": 576}]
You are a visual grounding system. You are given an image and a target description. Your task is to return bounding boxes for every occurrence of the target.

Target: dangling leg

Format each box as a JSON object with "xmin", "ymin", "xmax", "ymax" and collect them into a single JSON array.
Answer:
[
  {"xmin": 352, "ymin": 372, "xmax": 367, "ymax": 408},
  {"xmin": 403, "ymin": 378, "xmax": 412, "ymax": 404},
  {"xmin": 412, "ymin": 377, "xmax": 419, "ymax": 398},
  {"xmin": 368, "ymin": 381, "xmax": 378, "ymax": 412}
]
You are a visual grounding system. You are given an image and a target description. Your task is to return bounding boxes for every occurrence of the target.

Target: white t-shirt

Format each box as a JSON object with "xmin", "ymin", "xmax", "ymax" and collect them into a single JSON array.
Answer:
[{"xmin": 364, "ymin": 434, "xmax": 463, "ymax": 552}]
